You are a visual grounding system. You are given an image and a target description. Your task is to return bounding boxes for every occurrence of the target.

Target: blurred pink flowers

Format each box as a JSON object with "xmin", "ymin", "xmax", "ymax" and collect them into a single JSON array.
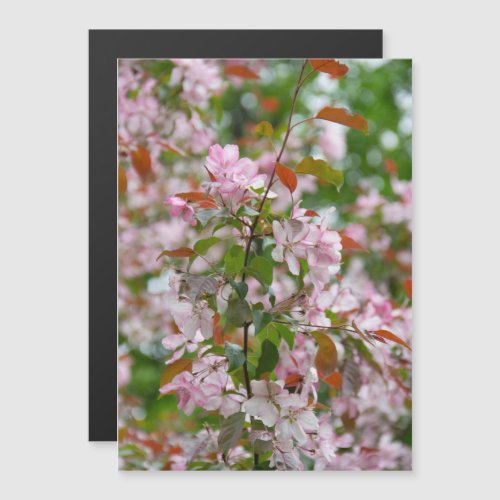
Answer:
[{"xmin": 164, "ymin": 196, "xmax": 197, "ymax": 226}]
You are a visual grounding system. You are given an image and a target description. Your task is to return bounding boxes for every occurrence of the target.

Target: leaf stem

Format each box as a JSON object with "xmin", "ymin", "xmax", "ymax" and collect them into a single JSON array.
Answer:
[{"xmin": 239, "ymin": 61, "xmax": 309, "ymax": 467}]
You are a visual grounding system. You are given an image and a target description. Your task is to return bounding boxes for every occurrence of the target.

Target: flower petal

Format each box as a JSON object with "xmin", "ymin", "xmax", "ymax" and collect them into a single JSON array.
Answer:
[
  {"xmin": 271, "ymin": 243, "xmax": 284, "ymax": 263},
  {"xmin": 272, "ymin": 220, "xmax": 286, "ymax": 245},
  {"xmin": 286, "ymin": 252, "xmax": 301, "ymax": 276}
]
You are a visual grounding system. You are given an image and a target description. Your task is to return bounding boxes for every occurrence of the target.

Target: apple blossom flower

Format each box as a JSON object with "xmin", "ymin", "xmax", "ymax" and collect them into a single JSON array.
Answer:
[
  {"xmin": 162, "ymin": 331, "xmax": 202, "ymax": 365},
  {"xmin": 159, "ymin": 371, "xmax": 199, "ymax": 415},
  {"xmin": 199, "ymin": 379, "xmax": 245, "ymax": 418},
  {"xmin": 243, "ymin": 380, "xmax": 302, "ymax": 427},
  {"xmin": 164, "ymin": 196, "xmax": 197, "ymax": 226},
  {"xmin": 275, "ymin": 398, "xmax": 319, "ymax": 444},
  {"xmin": 271, "ymin": 219, "xmax": 309, "ymax": 275},
  {"xmin": 171, "ymin": 300, "xmax": 215, "ymax": 340},
  {"xmin": 205, "ymin": 144, "xmax": 267, "ymax": 196},
  {"xmin": 304, "ymin": 209, "xmax": 342, "ymax": 269},
  {"xmin": 270, "ymin": 439, "xmax": 304, "ymax": 471}
]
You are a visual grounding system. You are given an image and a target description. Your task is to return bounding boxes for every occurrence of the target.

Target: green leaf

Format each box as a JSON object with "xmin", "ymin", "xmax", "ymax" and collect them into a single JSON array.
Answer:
[
  {"xmin": 194, "ymin": 208, "xmax": 220, "ymax": 226},
  {"xmin": 119, "ymin": 444, "xmax": 148, "ymax": 459},
  {"xmin": 253, "ymin": 439, "xmax": 273, "ymax": 454},
  {"xmin": 252, "ymin": 309, "xmax": 272, "ymax": 334},
  {"xmin": 257, "ymin": 323, "xmax": 280, "ymax": 347},
  {"xmin": 255, "ymin": 121, "xmax": 274, "ymax": 138},
  {"xmin": 201, "ymin": 345, "xmax": 225, "ymax": 357},
  {"xmin": 273, "ymin": 323, "xmax": 295, "ymax": 350},
  {"xmin": 253, "ymin": 460, "xmax": 275, "ymax": 471},
  {"xmin": 218, "ymin": 412, "xmax": 246, "ymax": 454},
  {"xmin": 224, "ymin": 342, "xmax": 246, "ymax": 371},
  {"xmin": 226, "ymin": 298, "xmax": 251, "ymax": 327},
  {"xmin": 224, "ymin": 245, "xmax": 245, "ymax": 275},
  {"xmin": 296, "ymin": 156, "xmax": 344, "ymax": 191},
  {"xmin": 248, "ymin": 256, "xmax": 273, "ymax": 286},
  {"xmin": 230, "ymin": 280, "xmax": 248, "ymax": 299},
  {"xmin": 194, "ymin": 237, "xmax": 220, "ymax": 256},
  {"xmin": 255, "ymin": 339, "xmax": 279, "ymax": 378},
  {"xmin": 236, "ymin": 205, "xmax": 260, "ymax": 217}
]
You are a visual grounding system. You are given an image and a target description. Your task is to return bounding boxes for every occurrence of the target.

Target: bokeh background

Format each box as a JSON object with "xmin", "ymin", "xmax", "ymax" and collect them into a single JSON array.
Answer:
[{"xmin": 118, "ymin": 59, "xmax": 412, "ymax": 470}]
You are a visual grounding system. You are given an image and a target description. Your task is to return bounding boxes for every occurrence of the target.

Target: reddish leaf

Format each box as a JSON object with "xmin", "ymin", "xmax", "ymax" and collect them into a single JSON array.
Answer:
[
  {"xmin": 213, "ymin": 313, "xmax": 223, "ymax": 346},
  {"xmin": 198, "ymin": 199, "xmax": 219, "ymax": 209},
  {"xmin": 276, "ymin": 162, "xmax": 297, "ymax": 193},
  {"xmin": 321, "ymin": 371, "xmax": 343, "ymax": 389},
  {"xmin": 309, "ymin": 59, "xmax": 349, "ymax": 78},
  {"xmin": 384, "ymin": 158, "xmax": 398, "ymax": 175},
  {"xmin": 403, "ymin": 278, "xmax": 412, "ymax": 299},
  {"xmin": 156, "ymin": 247, "xmax": 195, "ymax": 260},
  {"xmin": 285, "ymin": 373, "xmax": 304, "ymax": 387},
  {"xmin": 205, "ymin": 166, "xmax": 217, "ymax": 182},
  {"xmin": 316, "ymin": 107, "xmax": 368, "ymax": 135},
  {"xmin": 160, "ymin": 358, "xmax": 193, "ymax": 390},
  {"xmin": 340, "ymin": 232, "xmax": 366, "ymax": 251},
  {"xmin": 224, "ymin": 65, "xmax": 259, "ymax": 80},
  {"xmin": 311, "ymin": 331, "xmax": 338, "ymax": 377},
  {"xmin": 213, "ymin": 312, "xmax": 221, "ymax": 327},
  {"xmin": 130, "ymin": 144, "xmax": 152, "ymax": 179},
  {"xmin": 304, "ymin": 209, "xmax": 320, "ymax": 217},
  {"xmin": 175, "ymin": 192, "xmax": 210, "ymax": 202},
  {"xmin": 118, "ymin": 165, "xmax": 127, "ymax": 194},
  {"xmin": 351, "ymin": 320, "xmax": 375, "ymax": 346},
  {"xmin": 261, "ymin": 96, "xmax": 279, "ymax": 112},
  {"xmin": 372, "ymin": 329, "xmax": 412, "ymax": 351}
]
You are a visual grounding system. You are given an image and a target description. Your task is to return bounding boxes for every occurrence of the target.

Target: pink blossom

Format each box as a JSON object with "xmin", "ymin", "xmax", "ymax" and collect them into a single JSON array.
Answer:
[
  {"xmin": 118, "ymin": 354, "xmax": 132, "ymax": 389},
  {"xmin": 171, "ymin": 300, "xmax": 214, "ymax": 340},
  {"xmin": 276, "ymin": 400, "xmax": 319, "ymax": 444},
  {"xmin": 391, "ymin": 178, "xmax": 412, "ymax": 205},
  {"xmin": 332, "ymin": 396, "xmax": 358, "ymax": 419},
  {"xmin": 243, "ymin": 380, "xmax": 302, "ymax": 427},
  {"xmin": 161, "ymin": 331, "xmax": 201, "ymax": 365},
  {"xmin": 270, "ymin": 439, "xmax": 304, "ymax": 471},
  {"xmin": 382, "ymin": 201, "xmax": 412, "ymax": 227},
  {"xmin": 312, "ymin": 414, "xmax": 354, "ymax": 469},
  {"xmin": 170, "ymin": 112, "xmax": 216, "ymax": 154},
  {"xmin": 271, "ymin": 219, "xmax": 309, "ymax": 275},
  {"xmin": 203, "ymin": 385, "xmax": 243, "ymax": 418},
  {"xmin": 305, "ymin": 284, "xmax": 358, "ymax": 326},
  {"xmin": 164, "ymin": 196, "xmax": 196, "ymax": 226},
  {"xmin": 354, "ymin": 189, "xmax": 385, "ymax": 217},
  {"xmin": 170, "ymin": 59, "xmax": 224, "ymax": 108},
  {"xmin": 159, "ymin": 371, "xmax": 198, "ymax": 415},
  {"xmin": 205, "ymin": 144, "xmax": 267, "ymax": 195},
  {"xmin": 305, "ymin": 209, "xmax": 342, "ymax": 269},
  {"xmin": 343, "ymin": 223, "xmax": 367, "ymax": 247}
]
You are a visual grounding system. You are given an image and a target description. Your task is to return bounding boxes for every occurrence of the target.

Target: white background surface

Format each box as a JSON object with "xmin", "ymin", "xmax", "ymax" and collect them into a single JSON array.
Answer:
[{"xmin": 1, "ymin": 1, "xmax": 499, "ymax": 498}]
